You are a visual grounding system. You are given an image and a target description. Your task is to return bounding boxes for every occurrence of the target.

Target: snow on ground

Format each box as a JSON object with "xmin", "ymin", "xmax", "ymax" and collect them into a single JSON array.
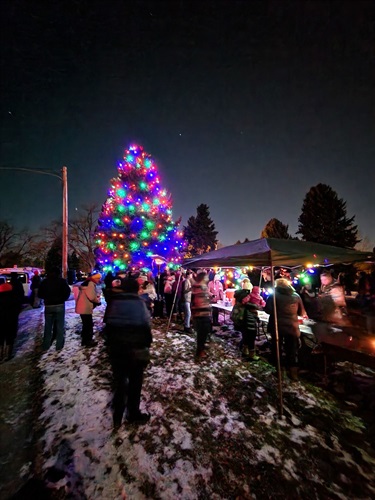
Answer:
[{"xmin": 3, "ymin": 300, "xmax": 375, "ymax": 499}]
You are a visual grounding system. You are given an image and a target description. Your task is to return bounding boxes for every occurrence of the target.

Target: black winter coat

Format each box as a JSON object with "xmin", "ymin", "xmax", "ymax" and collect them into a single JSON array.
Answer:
[
  {"xmin": 38, "ymin": 277, "xmax": 71, "ymax": 305},
  {"xmin": 234, "ymin": 289, "xmax": 259, "ymax": 332},
  {"xmin": 104, "ymin": 292, "xmax": 152, "ymax": 347}
]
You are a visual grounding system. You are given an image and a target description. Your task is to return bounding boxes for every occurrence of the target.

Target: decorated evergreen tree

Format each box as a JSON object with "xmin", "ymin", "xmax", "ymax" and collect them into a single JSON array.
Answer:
[{"xmin": 94, "ymin": 145, "xmax": 184, "ymax": 273}]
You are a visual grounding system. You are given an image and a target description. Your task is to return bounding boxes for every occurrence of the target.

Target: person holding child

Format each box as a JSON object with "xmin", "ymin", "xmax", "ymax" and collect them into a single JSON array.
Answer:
[{"xmin": 233, "ymin": 278, "xmax": 260, "ymax": 361}]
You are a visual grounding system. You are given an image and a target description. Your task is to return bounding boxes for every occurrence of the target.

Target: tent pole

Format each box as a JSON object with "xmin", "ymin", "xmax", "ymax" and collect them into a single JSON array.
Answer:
[
  {"xmin": 166, "ymin": 269, "xmax": 182, "ymax": 332},
  {"xmin": 271, "ymin": 264, "xmax": 284, "ymax": 418}
]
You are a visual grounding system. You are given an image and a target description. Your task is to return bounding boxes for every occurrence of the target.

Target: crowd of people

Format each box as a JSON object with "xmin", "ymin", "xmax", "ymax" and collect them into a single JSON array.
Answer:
[{"xmin": 1, "ymin": 264, "xmax": 374, "ymax": 428}]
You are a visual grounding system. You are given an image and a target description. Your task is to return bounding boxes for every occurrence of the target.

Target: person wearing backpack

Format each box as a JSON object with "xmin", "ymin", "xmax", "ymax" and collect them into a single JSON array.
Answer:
[{"xmin": 233, "ymin": 278, "xmax": 260, "ymax": 361}]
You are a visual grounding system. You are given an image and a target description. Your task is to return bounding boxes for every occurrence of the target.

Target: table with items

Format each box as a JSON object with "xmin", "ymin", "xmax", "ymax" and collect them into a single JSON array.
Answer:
[{"xmin": 212, "ymin": 300, "xmax": 375, "ymax": 370}]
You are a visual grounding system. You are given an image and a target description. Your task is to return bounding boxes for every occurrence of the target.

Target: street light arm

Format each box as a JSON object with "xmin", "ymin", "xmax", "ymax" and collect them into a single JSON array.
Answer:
[
  {"xmin": 0, "ymin": 165, "xmax": 68, "ymax": 279},
  {"xmin": 0, "ymin": 166, "xmax": 63, "ymax": 180}
]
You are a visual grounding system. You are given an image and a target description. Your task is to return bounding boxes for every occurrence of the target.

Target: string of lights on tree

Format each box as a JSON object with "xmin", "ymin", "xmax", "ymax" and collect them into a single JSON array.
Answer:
[{"xmin": 94, "ymin": 144, "xmax": 184, "ymax": 274}]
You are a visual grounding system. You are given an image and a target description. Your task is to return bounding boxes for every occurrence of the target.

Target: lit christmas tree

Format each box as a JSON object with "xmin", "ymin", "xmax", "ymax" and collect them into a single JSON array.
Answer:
[{"xmin": 94, "ymin": 144, "xmax": 184, "ymax": 274}]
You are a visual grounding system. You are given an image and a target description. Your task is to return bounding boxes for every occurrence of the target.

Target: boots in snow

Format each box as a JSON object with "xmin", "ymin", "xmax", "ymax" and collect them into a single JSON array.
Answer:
[
  {"xmin": 288, "ymin": 367, "xmax": 299, "ymax": 381},
  {"xmin": 241, "ymin": 346, "xmax": 250, "ymax": 359},
  {"xmin": 248, "ymin": 350, "xmax": 260, "ymax": 362}
]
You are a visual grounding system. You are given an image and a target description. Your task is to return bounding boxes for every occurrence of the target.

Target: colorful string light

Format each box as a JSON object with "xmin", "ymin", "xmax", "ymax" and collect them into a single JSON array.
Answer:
[{"xmin": 94, "ymin": 144, "xmax": 184, "ymax": 273}]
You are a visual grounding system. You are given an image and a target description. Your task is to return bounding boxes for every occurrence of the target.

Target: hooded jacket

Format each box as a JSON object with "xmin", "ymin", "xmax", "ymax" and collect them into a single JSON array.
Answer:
[
  {"xmin": 75, "ymin": 279, "xmax": 101, "ymax": 315},
  {"xmin": 265, "ymin": 282, "xmax": 306, "ymax": 337}
]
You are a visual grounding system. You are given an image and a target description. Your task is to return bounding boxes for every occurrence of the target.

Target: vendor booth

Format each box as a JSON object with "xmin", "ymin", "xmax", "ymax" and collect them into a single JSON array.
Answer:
[{"xmin": 183, "ymin": 238, "xmax": 374, "ymax": 416}]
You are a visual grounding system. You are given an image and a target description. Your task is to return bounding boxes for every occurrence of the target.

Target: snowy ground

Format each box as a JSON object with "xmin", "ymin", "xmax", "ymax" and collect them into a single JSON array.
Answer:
[{"xmin": 1, "ymin": 299, "xmax": 375, "ymax": 499}]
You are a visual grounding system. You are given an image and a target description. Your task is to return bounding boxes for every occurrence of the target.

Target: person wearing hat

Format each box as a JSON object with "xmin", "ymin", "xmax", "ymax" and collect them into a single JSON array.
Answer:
[
  {"xmin": 75, "ymin": 272, "xmax": 102, "ymax": 347},
  {"xmin": 265, "ymin": 278, "xmax": 307, "ymax": 381},
  {"xmin": 104, "ymin": 277, "xmax": 152, "ymax": 427}
]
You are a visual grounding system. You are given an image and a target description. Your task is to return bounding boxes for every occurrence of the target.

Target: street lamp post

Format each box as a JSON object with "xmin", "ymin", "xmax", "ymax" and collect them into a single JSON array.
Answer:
[
  {"xmin": 0, "ymin": 166, "xmax": 69, "ymax": 278},
  {"xmin": 61, "ymin": 166, "xmax": 68, "ymax": 279}
]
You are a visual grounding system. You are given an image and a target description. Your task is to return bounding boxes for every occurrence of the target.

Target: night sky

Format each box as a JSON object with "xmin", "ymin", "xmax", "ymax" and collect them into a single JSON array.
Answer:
[{"xmin": 1, "ymin": 0, "xmax": 374, "ymax": 248}]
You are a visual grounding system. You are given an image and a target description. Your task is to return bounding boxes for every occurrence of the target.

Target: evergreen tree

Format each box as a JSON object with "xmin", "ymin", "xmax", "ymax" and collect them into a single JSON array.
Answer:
[
  {"xmin": 183, "ymin": 204, "xmax": 218, "ymax": 256},
  {"xmin": 94, "ymin": 144, "xmax": 184, "ymax": 273},
  {"xmin": 261, "ymin": 218, "xmax": 291, "ymax": 239},
  {"xmin": 68, "ymin": 251, "xmax": 80, "ymax": 271},
  {"xmin": 297, "ymin": 183, "xmax": 359, "ymax": 248},
  {"xmin": 45, "ymin": 237, "xmax": 62, "ymax": 273}
]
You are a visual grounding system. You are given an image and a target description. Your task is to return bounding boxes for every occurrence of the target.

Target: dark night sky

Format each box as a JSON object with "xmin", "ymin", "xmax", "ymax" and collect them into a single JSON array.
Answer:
[{"xmin": 1, "ymin": 0, "xmax": 374, "ymax": 247}]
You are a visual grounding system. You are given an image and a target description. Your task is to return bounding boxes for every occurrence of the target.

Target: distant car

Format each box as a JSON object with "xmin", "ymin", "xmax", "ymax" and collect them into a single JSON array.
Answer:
[{"xmin": 0, "ymin": 267, "xmax": 44, "ymax": 298}]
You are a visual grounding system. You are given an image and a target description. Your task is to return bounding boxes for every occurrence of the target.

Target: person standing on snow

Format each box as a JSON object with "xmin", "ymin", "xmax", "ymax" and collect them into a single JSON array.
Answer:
[
  {"xmin": 191, "ymin": 271, "xmax": 211, "ymax": 359},
  {"xmin": 208, "ymin": 273, "xmax": 224, "ymax": 327},
  {"xmin": 104, "ymin": 277, "xmax": 152, "ymax": 428},
  {"xmin": 75, "ymin": 272, "xmax": 102, "ymax": 347},
  {"xmin": 38, "ymin": 267, "xmax": 71, "ymax": 351},
  {"xmin": 265, "ymin": 278, "xmax": 307, "ymax": 381},
  {"xmin": 182, "ymin": 270, "xmax": 194, "ymax": 333},
  {"xmin": 30, "ymin": 270, "xmax": 42, "ymax": 308},
  {"xmin": 234, "ymin": 278, "xmax": 260, "ymax": 361},
  {"xmin": 0, "ymin": 274, "xmax": 24, "ymax": 362}
]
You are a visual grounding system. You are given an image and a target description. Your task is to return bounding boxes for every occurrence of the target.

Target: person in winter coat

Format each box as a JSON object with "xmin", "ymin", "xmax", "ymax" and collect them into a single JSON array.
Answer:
[
  {"xmin": 104, "ymin": 278, "xmax": 152, "ymax": 428},
  {"xmin": 103, "ymin": 271, "xmax": 114, "ymax": 301},
  {"xmin": 208, "ymin": 274, "xmax": 224, "ymax": 326},
  {"xmin": 30, "ymin": 270, "xmax": 42, "ymax": 308},
  {"xmin": 182, "ymin": 270, "xmax": 194, "ymax": 333},
  {"xmin": 38, "ymin": 267, "xmax": 71, "ymax": 351},
  {"xmin": 234, "ymin": 278, "xmax": 260, "ymax": 361},
  {"xmin": 139, "ymin": 280, "xmax": 157, "ymax": 314},
  {"xmin": 0, "ymin": 274, "xmax": 24, "ymax": 362},
  {"xmin": 247, "ymin": 286, "xmax": 266, "ymax": 309},
  {"xmin": 171, "ymin": 271, "xmax": 185, "ymax": 321},
  {"xmin": 75, "ymin": 272, "xmax": 102, "ymax": 347},
  {"xmin": 317, "ymin": 271, "xmax": 347, "ymax": 325},
  {"xmin": 191, "ymin": 271, "xmax": 211, "ymax": 359},
  {"xmin": 265, "ymin": 278, "xmax": 307, "ymax": 381},
  {"xmin": 163, "ymin": 272, "xmax": 175, "ymax": 318}
]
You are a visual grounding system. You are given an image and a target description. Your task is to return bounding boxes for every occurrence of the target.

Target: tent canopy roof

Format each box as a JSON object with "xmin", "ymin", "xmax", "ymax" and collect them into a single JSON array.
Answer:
[{"xmin": 183, "ymin": 238, "xmax": 373, "ymax": 269}]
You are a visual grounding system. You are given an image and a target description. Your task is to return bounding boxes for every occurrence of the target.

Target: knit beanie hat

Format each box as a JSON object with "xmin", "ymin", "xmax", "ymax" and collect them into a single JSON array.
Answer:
[{"xmin": 241, "ymin": 278, "xmax": 253, "ymax": 291}]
